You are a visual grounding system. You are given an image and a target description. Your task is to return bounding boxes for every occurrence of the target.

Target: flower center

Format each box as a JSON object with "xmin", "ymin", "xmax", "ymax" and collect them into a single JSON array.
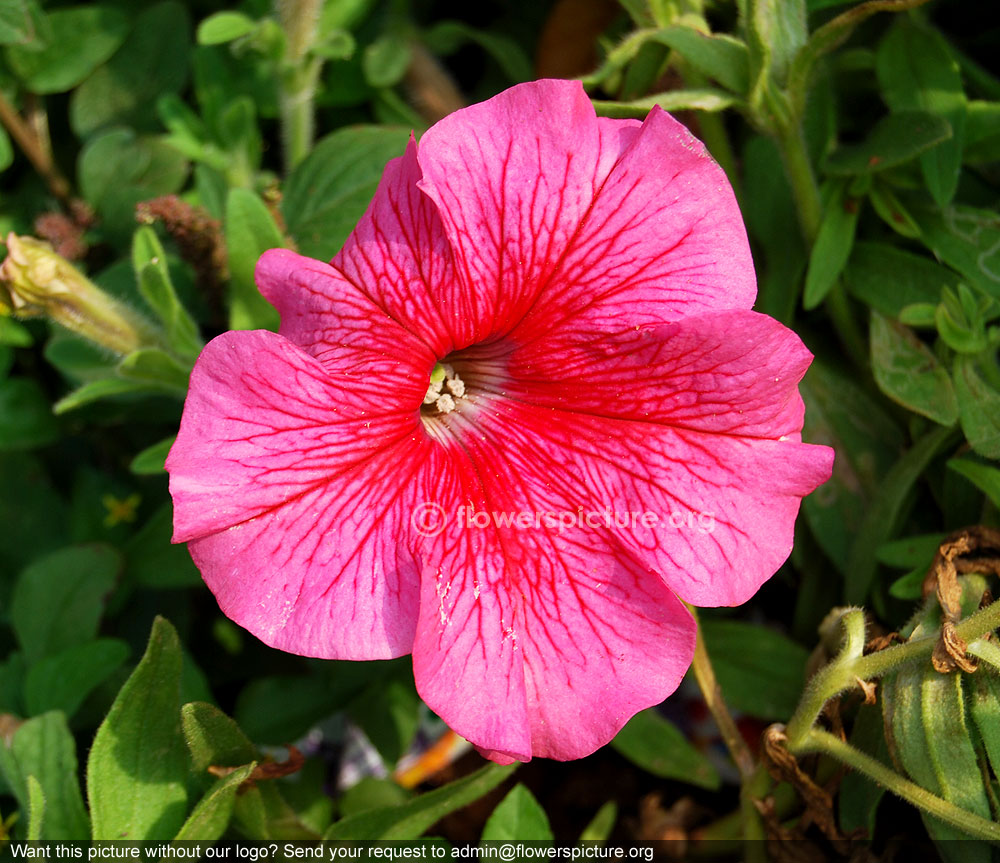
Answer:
[{"xmin": 422, "ymin": 362, "xmax": 468, "ymax": 416}]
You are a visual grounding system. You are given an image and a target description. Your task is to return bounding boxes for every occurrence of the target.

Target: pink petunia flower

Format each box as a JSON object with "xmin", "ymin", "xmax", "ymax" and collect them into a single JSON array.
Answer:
[{"xmin": 167, "ymin": 79, "xmax": 833, "ymax": 763}]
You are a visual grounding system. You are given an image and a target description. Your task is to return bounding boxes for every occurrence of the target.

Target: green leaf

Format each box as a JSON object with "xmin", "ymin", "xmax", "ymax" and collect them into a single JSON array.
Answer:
[
  {"xmin": 6, "ymin": 5, "xmax": 128, "ymax": 93},
  {"xmin": 26, "ymin": 775, "xmax": 44, "ymax": 841},
  {"xmin": 24, "ymin": 638, "xmax": 130, "ymax": 719},
  {"xmin": 338, "ymin": 777, "xmax": 412, "ymax": 819},
  {"xmin": 422, "ymin": 21, "xmax": 532, "ymax": 83},
  {"xmin": 11, "ymin": 544, "xmax": 120, "ymax": 664},
  {"xmin": 123, "ymin": 503, "xmax": 201, "ymax": 589},
  {"xmin": 234, "ymin": 782, "xmax": 320, "ymax": 840},
  {"xmin": 235, "ymin": 664, "xmax": 372, "ymax": 744},
  {"xmin": 181, "ymin": 702, "xmax": 256, "ymax": 775},
  {"xmin": 348, "ymin": 675, "xmax": 420, "ymax": 767},
  {"xmin": 116, "ymin": 348, "xmax": 190, "ymax": 392},
  {"xmin": 877, "ymin": 533, "xmax": 944, "ymax": 570},
  {"xmin": 700, "ymin": 619, "xmax": 809, "ymax": 719},
  {"xmin": 592, "ymin": 88, "xmax": 739, "ymax": 117},
  {"xmin": 53, "ymin": 377, "xmax": 154, "ymax": 414},
  {"xmin": 803, "ymin": 182, "xmax": 861, "ymax": 309},
  {"xmin": 964, "ymin": 100, "xmax": 1000, "ymax": 164},
  {"xmin": 216, "ymin": 96, "xmax": 261, "ymax": 179},
  {"xmin": 319, "ymin": 0, "xmax": 377, "ymax": 32},
  {"xmin": 77, "ymin": 129, "xmax": 189, "ymax": 245},
  {"xmin": 882, "ymin": 661, "xmax": 984, "ymax": 855},
  {"xmin": 132, "ymin": 227, "xmax": 202, "ymax": 361},
  {"xmin": 800, "ymin": 361, "xmax": 904, "ymax": 575},
  {"xmin": 0, "ymin": 453, "xmax": 68, "ymax": 571},
  {"xmin": 878, "ymin": 532, "xmax": 945, "ymax": 599},
  {"xmin": 0, "ymin": 0, "xmax": 46, "ymax": 46},
  {"xmin": 845, "ymin": 242, "xmax": 959, "ymax": 318},
  {"xmin": 649, "ymin": 26, "xmax": 749, "ymax": 95},
  {"xmin": 947, "ymin": 458, "xmax": 1000, "ymax": 511},
  {"xmin": 70, "ymin": 1, "xmax": 191, "ymax": 136},
  {"xmin": 868, "ymin": 181, "xmax": 921, "ymax": 239},
  {"xmin": 578, "ymin": 801, "xmax": 617, "ymax": 843},
  {"xmin": 0, "ymin": 315, "xmax": 31, "ymax": 348},
  {"xmin": 741, "ymin": 135, "xmax": 804, "ymax": 323},
  {"xmin": 87, "ymin": 616, "xmax": 190, "ymax": 840},
  {"xmin": 611, "ymin": 709, "xmax": 720, "ymax": 789},
  {"xmin": 0, "ymin": 125, "xmax": 11, "ymax": 172},
  {"xmin": 922, "ymin": 672, "xmax": 992, "ymax": 833},
  {"xmin": 969, "ymin": 671, "xmax": 1000, "ymax": 786},
  {"xmin": 0, "ymin": 652, "xmax": 26, "ymax": 715},
  {"xmin": 225, "ymin": 188, "xmax": 283, "ymax": 331},
  {"xmin": 0, "ymin": 712, "xmax": 90, "ymax": 839},
  {"xmin": 887, "ymin": 568, "xmax": 926, "ymax": 601},
  {"xmin": 870, "ymin": 311, "xmax": 958, "ymax": 425},
  {"xmin": 44, "ymin": 332, "xmax": 117, "ymax": 385},
  {"xmin": 838, "ymin": 705, "xmax": 889, "ymax": 836},
  {"xmin": 196, "ymin": 11, "xmax": 256, "ymax": 45},
  {"xmin": 173, "ymin": 763, "xmax": 255, "ymax": 841},
  {"xmin": 953, "ymin": 355, "xmax": 1000, "ymax": 459},
  {"xmin": 0, "ymin": 377, "xmax": 59, "ymax": 450},
  {"xmin": 845, "ymin": 424, "xmax": 957, "ymax": 603},
  {"xmin": 481, "ymin": 784, "xmax": 552, "ymax": 841},
  {"xmin": 935, "ymin": 284, "xmax": 990, "ymax": 355},
  {"xmin": 282, "ymin": 126, "xmax": 410, "ymax": 260},
  {"xmin": 876, "ymin": 18, "xmax": 965, "ymax": 206},
  {"xmin": 824, "ymin": 111, "xmax": 952, "ymax": 175},
  {"xmin": 912, "ymin": 204, "xmax": 1000, "ymax": 301},
  {"xmin": 362, "ymin": 32, "xmax": 411, "ymax": 88},
  {"xmin": 748, "ymin": 0, "xmax": 807, "ymax": 88},
  {"xmin": 325, "ymin": 763, "xmax": 516, "ymax": 840},
  {"xmin": 127, "ymin": 436, "xmax": 174, "ymax": 475}
]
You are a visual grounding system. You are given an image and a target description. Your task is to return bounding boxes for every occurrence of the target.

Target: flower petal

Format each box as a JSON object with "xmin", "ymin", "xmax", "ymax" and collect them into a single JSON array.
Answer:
[
  {"xmin": 508, "ymin": 310, "xmax": 811, "ymax": 440},
  {"xmin": 411, "ymin": 431, "xmax": 695, "ymax": 762},
  {"xmin": 166, "ymin": 329, "xmax": 432, "ymax": 658},
  {"xmin": 256, "ymin": 247, "xmax": 436, "ymax": 379},
  {"xmin": 331, "ymin": 139, "xmax": 473, "ymax": 355},
  {"xmin": 416, "ymin": 79, "xmax": 753, "ymax": 347},
  {"xmin": 440, "ymin": 397, "xmax": 831, "ymax": 610}
]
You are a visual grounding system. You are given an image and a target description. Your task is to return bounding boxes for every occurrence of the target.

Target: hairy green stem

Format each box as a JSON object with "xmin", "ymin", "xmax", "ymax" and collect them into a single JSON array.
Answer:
[
  {"xmin": 801, "ymin": 729, "xmax": 1000, "ymax": 843},
  {"xmin": 785, "ymin": 599, "xmax": 1000, "ymax": 749},
  {"xmin": 275, "ymin": 0, "xmax": 324, "ymax": 171}
]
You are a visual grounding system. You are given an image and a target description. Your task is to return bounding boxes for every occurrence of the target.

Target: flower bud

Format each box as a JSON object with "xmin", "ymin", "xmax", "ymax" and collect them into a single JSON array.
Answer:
[{"xmin": 0, "ymin": 233, "xmax": 158, "ymax": 355}]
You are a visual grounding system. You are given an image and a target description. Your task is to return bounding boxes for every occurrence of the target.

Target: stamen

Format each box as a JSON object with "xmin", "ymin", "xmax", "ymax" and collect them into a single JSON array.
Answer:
[{"xmin": 423, "ymin": 362, "xmax": 468, "ymax": 415}]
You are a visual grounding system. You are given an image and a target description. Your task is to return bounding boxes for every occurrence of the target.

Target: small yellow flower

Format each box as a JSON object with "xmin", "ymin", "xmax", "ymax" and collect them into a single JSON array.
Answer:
[{"xmin": 102, "ymin": 492, "xmax": 141, "ymax": 527}]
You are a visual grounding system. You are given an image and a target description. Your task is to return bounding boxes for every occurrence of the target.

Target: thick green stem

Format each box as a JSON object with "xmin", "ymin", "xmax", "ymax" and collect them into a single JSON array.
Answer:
[
  {"xmin": 275, "ymin": 0, "xmax": 324, "ymax": 172},
  {"xmin": 801, "ymin": 729, "xmax": 1000, "ymax": 843}
]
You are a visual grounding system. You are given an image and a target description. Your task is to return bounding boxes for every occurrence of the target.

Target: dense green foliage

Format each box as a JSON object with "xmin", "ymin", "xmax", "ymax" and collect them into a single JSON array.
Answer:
[{"xmin": 0, "ymin": 0, "xmax": 998, "ymax": 853}]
